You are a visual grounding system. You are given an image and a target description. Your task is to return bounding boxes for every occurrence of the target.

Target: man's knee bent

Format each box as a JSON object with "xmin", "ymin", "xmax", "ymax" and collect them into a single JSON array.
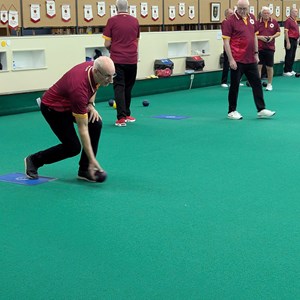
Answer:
[{"xmin": 64, "ymin": 140, "xmax": 81, "ymax": 157}]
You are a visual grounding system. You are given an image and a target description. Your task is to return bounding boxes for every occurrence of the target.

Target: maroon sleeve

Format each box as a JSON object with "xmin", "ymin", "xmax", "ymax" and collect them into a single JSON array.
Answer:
[
  {"xmin": 222, "ymin": 18, "xmax": 232, "ymax": 37},
  {"xmin": 275, "ymin": 21, "xmax": 280, "ymax": 33},
  {"xmin": 103, "ymin": 18, "xmax": 112, "ymax": 38},
  {"xmin": 284, "ymin": 18, "xmax": 290, "ymax": 30}
]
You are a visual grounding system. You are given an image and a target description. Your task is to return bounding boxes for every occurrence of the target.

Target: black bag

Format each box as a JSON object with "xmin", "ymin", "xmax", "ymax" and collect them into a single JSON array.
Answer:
[
  {"xmin": 154, "ymin": 59, "xmax": 174, "ymax": 73},
  {"xmin": 93, "ymin": 49, "xmax": 102, "ymax": 60},
  {"xmin": 186, "ymin": 56, "xmax": 205, "ymax": 71}
]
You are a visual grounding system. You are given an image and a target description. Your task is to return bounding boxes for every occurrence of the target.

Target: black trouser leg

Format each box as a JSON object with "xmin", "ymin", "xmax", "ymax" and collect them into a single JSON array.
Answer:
[
  {"xmin": 114, "ymin": 63, "xmax": 137, "ymax": 119},
  {"xmin": 114, "ymin": 64, "xmax": 126, "ymax": 120},
  {"xmin": 32, "ymin": 103, "xmax": 101, "ymax": 172},
  {"xmin": 221, "ymin": 51, "xmax": 230, "ymax": 84},
  {"xmin": 124, "ymin": 64, "xmax": 137, "ymax": 116},
  {"xmin": 245, "ymin": 63, "xmax": 266, "ymax": 111},
  {"xmin": 228, "ymin": 65, "xmax": 242, "ymax": 113},
  {"xmin": 290, "ymin": 38, "xmax": 298, "ymax": 71},
  {"xmin": 284, "ymin": 38, "xmax": 297, "ymax": 72},
  {"xmin": 32, "ymin": 103, "xmax": 82, "ymax": 168}
]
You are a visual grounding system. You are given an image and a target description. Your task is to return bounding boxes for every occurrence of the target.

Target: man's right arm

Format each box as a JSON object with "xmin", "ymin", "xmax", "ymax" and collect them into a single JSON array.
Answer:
[
  {"xmin": 75, "ymin": 115, "xmax": 102, "ymax": 175},
  {"xmin": 104, "ymin": 39, "xmax": 111, "ymax": 51},
  {"xmin": 285, "ymin": 28, "xmax": 291, "ymax": 49},
  {"xmin": 223, "ymin": 38, "xmax": 237, "ymax": 70}
]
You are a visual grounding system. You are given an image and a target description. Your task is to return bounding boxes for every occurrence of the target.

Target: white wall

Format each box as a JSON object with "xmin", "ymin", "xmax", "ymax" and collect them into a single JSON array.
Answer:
[{"xmin": 0, "ymin": 28, "xmax": 297, "ymax": 95}]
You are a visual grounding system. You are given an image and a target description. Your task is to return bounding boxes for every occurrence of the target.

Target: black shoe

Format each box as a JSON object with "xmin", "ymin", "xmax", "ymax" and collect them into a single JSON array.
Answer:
[
  {"xmin": 77, "ymin": 169, "xmax": 107, "ymax": 183},
  {"xmin": 24, "ymin": 155, "xmax": 39, "ymax": 179}
]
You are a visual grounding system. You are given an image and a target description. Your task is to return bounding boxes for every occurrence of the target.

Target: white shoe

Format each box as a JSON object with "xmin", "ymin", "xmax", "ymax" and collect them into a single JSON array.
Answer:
[
  {"xmin": 221, "ymin": 83, "xmax": 229, "ymax": 88},
  {"xmin": 257, "ymin": 109, "xmax": 276, "ymax": 118},
  {"xmin": 239, "ymin": 83, "xmax": 244, "ymax": 86},
  {"xmin": 36, "ymin": 97, "xmax": 41, "ymax": 107},
  {"xmin": 291, "ymin": 71, "xmax": 296, "ymax": 75},
  {"xmin": 228, "ymin": 111, "xmax": 243, "ymax": 120},
  {"xmin": 283, "ymin": 72, "xmax": 293, "ymax": 77},
  {"xmin": 266, "ymin": 84, "xmax": 273, "ymax": 91}
]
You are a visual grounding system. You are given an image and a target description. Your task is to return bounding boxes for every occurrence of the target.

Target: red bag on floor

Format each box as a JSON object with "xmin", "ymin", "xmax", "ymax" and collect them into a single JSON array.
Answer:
[{"xmin": 155, "ymin": 68, "xmax": 172, "ymax": 77}]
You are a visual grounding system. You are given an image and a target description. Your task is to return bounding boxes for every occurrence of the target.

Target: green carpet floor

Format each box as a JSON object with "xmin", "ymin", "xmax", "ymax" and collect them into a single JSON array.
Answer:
[{"xmin": 1, "ymin": 76, "xmax": 300, "ymax": 299}]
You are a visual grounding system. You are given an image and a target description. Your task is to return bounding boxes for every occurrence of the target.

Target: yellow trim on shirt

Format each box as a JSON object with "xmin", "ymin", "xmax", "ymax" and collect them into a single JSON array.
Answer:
[
  {"xmin": 72, "ymin": 113, "xmax": 88, "ymax": 119},
  {"xmin": 102, "ymin": 35, "xmax": 111, "ymax": 41}
]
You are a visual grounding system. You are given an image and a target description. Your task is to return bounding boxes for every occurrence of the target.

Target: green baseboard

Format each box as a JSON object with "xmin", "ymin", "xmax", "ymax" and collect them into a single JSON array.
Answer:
[{"xmin": 0, "ymin": 61, "xmax": 297, "ymax": 116}]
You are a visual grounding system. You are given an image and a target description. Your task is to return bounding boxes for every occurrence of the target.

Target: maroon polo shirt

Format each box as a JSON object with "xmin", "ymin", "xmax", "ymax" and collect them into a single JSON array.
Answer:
[
  {"xmin": 103, "ymin": 13, "xmax": 140, "ymax": 64},
  {"xmin": 42, "ymin": 61, "xmax": 98, "ymax": 116},
  {"xmin": 222, "ymin": 12, "xmax": 258, "ymax": 63},
  {"xmin": 284, "ymin": 17, "xmax": 300, "ymax": 39},
  {"xmin": 257, "ymin": 18, "xmax": 280, "ymax": 51}
]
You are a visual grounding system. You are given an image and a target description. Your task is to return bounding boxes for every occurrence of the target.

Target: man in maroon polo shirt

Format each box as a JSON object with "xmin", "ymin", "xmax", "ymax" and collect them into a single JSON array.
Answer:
[
  {"xmin": 24, "ymin": 56, "xmax": 116, "ymax": 182},
  {"xmin": 222, "ymin": 0, "xmax": 275, "ymax": 120},
  {"xmin": 283, "ymin": 8, "xmax": 299, "ymax": 76},
  {"xmin": 103, "ymin": 0, "xmax": 140, "ymax": 127},
  {"xmin": 257, "ymin": 6, "xmax": 281, "ymax": 91}
]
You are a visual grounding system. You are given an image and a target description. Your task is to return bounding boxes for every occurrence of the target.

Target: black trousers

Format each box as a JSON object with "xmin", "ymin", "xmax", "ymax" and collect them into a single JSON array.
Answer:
[
  {"xmin": 113, "ymin": 63, "xmax": 137, "ymax": 120},
  {"xmin": 31, "ymin": 103, "xmax": 102, "ymax": 172},
  {"xmin": 221, "ymin": 51, "xmax": 230, "ymax": 84},
  {"xmin": 284, "ymin": 38, "xmax": 298, "ymax": 73},
  {"xmin": 228, "ymin": 62, "xmax": 265, "ymax": 113}
]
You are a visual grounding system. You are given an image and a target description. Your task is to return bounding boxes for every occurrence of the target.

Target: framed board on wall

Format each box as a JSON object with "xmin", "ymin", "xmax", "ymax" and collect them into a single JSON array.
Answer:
[
  {"xmin": 200, "ymin": 0, "xmax": 229, "ymax": 24},
  {"xmin": 211, "ymin": 3, "xmax": 221, "ymax": 22}
]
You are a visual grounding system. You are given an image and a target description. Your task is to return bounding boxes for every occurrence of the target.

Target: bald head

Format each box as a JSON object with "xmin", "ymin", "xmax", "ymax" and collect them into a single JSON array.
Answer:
[
  {"xmin": 93, "ymin": 56, "xmax": 116, "ymax": 86},
  {"xmin": 236, "ymin": 0, "xmax": 249, "ymax": 16},
  {"xmin": 291, "ymin": 7, "xmax": 298, "ymax": 18},
  {"xmin": 94, "ymin": 56, "xmax": 114, "ymax": 73},
  {"xmin": 225, "ymin": 8, "xmax": 234, "ymax": 18},
  {"xmin": 237, "ymin": 0, "xmax": 249, "ymax": 6}
]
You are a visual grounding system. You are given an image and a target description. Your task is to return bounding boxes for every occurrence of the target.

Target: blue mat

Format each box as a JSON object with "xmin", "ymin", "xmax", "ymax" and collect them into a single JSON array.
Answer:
[
  {"xmin": 152, "ymin": 114, "xmax": 189, "ymax": 120},
  {"xmin": 0, "ymin": 173, "xmax": 57, "ymax": 186}
]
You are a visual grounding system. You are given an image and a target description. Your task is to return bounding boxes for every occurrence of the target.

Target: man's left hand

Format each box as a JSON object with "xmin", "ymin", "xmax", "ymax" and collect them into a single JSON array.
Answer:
[{"xmin": 88, "ymin": 106, "xmax": 101, "ymax": 123}]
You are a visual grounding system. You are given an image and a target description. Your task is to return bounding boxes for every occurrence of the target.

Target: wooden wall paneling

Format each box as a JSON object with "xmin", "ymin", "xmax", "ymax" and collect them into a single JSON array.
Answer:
[
  {"xmin": 0, "ymin": 1, "xmax": 7, "ymax": 28},
  {"xmin": 200, "ymin": 0, "xmax": 230, "ymax": 24},
  {"xmin": 22, "ymin": 0, "xmax": 76, "ymax": 28},
  {"xmin": 282, "ymin": 0, "xmax": 300, "ymax": 20},
  {"xmin": 0, "ymin": 0, "xmax": 22, "ymax": 28},
  {"xmin": 219, "ymin": 0, "xmax": 231, "ymax": 22},
  {"xmin": 77, "ymin": 0, "xmax": 120, "ymax": 27},
  {"xmin": 257, "ymin": 1, "xmax": 283, "ymax": 22},
  {"xmin": 128, "ymin": 0, "xmax": 163, "ymax": 26},
  {"xmin": 248, "ymin": 0, "xmax": 258, "ymax": 17},
  {"xmin": 164, "ymin": 0, "xmax": 199, "ymax": 25},
  {"xmin": 199, "ymin": 0, "xmax": 211, "ymax": 24}
]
